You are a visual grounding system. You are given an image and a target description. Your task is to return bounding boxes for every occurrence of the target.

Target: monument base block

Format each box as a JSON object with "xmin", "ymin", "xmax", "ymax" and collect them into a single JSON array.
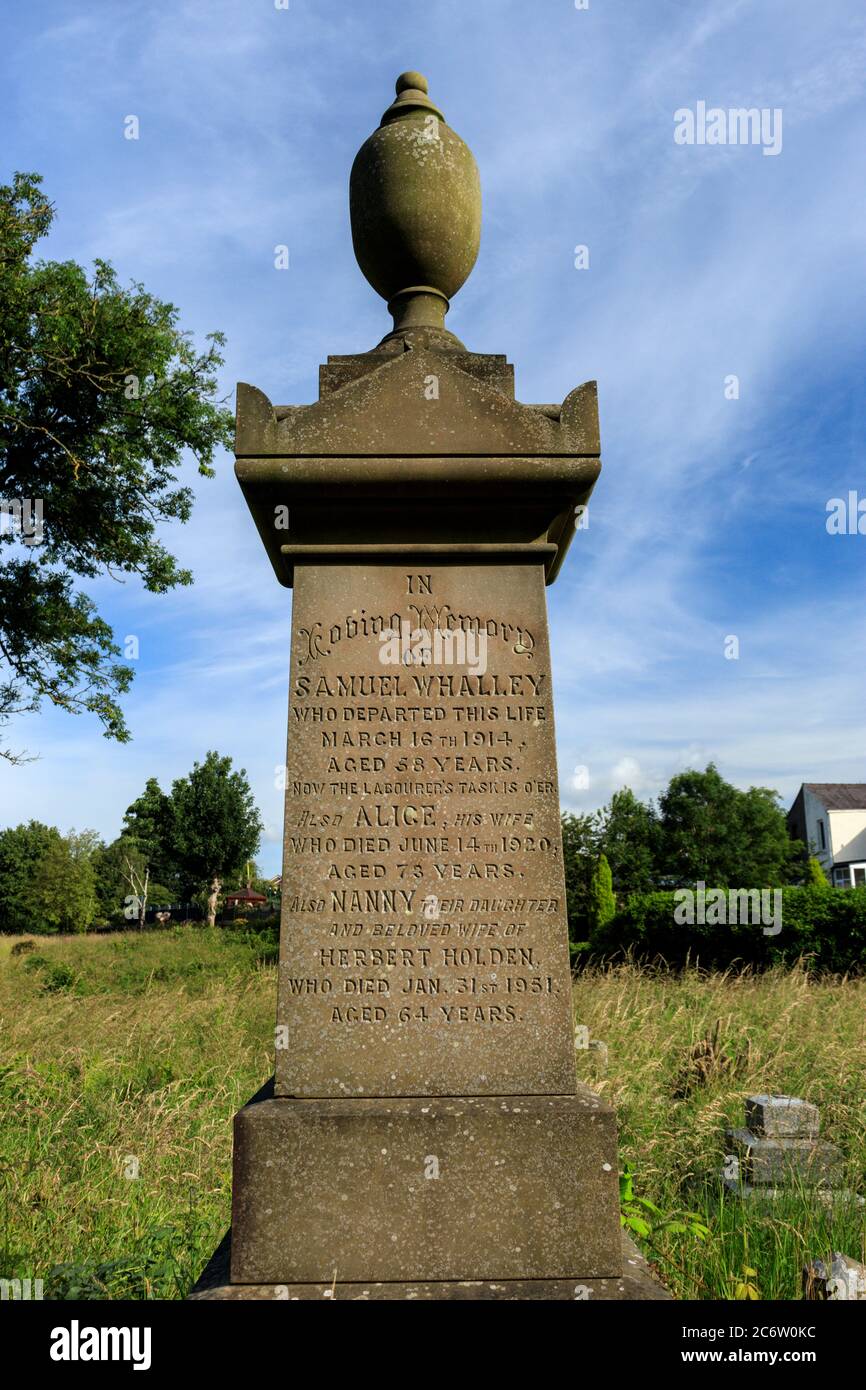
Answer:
[
  {"xmin": 227, "ymin": 1079, "xmax": 622, "ymax": 1285},
  {"xmin": 190, "ymin": 1230, "xmax": 671, "ymax": 1300}
]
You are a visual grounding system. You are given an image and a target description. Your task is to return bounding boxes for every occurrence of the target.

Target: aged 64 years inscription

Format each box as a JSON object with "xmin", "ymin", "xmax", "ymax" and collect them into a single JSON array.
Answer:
[{"xmin": 276, "ymin": 561, "xmax": 577, "ymax": 1098}]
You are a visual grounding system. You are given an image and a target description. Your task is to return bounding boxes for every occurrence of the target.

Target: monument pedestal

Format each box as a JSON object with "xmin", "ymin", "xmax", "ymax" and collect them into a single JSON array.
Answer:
[
  {"xmin": 191, "ymin": 1227, "xmax": 669, "ymax": 1301},
  {"xmin": 228, "ymin": 1080, "xmax": 620, "ymax": 1284},
  {"xmin": 191, "ymin": 71, "xmax": 670, "ymax": 1301}
]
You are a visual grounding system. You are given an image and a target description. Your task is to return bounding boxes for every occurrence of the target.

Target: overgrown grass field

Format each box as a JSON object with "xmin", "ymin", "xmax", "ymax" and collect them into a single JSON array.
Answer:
[{"xmin": 1, "ymin": 928, "xmax": 863, "ymax": 1298}]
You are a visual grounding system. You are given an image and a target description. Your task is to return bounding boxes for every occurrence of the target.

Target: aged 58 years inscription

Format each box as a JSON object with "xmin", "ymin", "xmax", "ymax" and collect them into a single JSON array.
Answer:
[{"xmin": 276, "ymin": 562, "xmax": 577, "ymax": 1097}]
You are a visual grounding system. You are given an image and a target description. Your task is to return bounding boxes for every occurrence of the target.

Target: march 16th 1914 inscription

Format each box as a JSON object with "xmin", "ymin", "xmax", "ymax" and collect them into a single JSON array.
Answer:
[{"xmin": 277, "ymin": 561, "xmax": 576, "ymax": 1097}]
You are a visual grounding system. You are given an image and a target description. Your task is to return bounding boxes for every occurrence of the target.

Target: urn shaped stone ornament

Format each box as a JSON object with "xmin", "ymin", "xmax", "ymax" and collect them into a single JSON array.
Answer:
[{"xmin": 349, "ymin": 71, "xmax": 482, "ymax": 343}]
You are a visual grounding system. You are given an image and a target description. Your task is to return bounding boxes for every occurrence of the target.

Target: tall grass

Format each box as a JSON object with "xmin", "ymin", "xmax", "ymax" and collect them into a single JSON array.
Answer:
[
  {"xmin": 574, "ymin": 960, "xmax": 866, "ymax": 1298},
  {"xmin": 0, "ymin": 928, "xmax": 275, "ymax": 1298},
  {"xmin": 1, "ymin": 931, "xmax": 863, "ymax": 1298}
]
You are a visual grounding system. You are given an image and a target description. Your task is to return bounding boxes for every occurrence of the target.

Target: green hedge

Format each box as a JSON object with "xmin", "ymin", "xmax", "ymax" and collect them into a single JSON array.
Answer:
[{"xmin": 585, "ymin": 886, "xmax": 866, "ymax": 973}]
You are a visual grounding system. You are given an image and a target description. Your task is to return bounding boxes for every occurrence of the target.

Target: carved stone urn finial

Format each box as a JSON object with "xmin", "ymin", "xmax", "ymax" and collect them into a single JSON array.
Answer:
[{"xmin": 349, "ymin": 71, "xmax": 482, "ymax": 347}]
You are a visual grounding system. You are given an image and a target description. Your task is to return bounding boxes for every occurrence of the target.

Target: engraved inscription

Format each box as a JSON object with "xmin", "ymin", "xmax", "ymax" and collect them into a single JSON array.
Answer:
[{"xmin": 276, "ymin": 563, "xmax": 576, "ymax": 1097}]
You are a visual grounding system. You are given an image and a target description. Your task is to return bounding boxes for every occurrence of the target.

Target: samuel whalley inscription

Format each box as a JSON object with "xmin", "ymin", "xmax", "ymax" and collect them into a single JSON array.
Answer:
[{"xmin": 190, "ymin": 70, "xmax": 670, "ymax": 1301}]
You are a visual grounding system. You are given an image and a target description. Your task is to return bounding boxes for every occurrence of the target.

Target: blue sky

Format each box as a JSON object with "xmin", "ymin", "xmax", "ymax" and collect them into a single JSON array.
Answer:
[{"xmin": 2, "ymin": 0, "xmax": 865, "ymax": 874}]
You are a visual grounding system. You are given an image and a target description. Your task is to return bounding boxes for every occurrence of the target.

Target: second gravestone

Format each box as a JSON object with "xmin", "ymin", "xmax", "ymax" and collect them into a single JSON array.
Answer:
[{"xmin": 192, "ymin": 71, "xmax": 668, "ymax": 1300}]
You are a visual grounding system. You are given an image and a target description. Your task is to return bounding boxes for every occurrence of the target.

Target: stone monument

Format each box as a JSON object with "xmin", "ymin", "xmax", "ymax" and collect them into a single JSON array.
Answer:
[{"xmin": 192, "ymin": 71, "xmax": 667, "ymax": 1300}]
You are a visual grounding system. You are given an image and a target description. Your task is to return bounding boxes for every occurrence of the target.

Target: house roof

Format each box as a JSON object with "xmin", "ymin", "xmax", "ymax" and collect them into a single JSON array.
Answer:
[
  {"xmin": 802, "ymin": 783, "xmax": 866, "ymax": 811},
  {"xmin": 225, "ymin": 885, "xmax": 268, "ymax": 902}
]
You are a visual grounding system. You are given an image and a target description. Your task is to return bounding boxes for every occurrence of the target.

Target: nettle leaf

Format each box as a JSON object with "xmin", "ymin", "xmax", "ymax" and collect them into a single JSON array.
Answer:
[{"xmin": 621, "ymin": 1212, "xmax": 652, "ymax": 1239}]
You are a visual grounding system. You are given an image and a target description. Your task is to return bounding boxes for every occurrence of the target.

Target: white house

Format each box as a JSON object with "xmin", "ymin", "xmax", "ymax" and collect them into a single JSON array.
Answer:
[{"xmin": 787, "ymin": 784, "xmax": 866, "ymax": 887}]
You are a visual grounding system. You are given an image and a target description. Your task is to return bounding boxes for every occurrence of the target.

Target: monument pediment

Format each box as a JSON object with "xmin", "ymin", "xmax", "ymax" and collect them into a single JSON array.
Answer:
[{"xmin": 235, "ymin": 355, "xmax": 601, "ymax": 459}]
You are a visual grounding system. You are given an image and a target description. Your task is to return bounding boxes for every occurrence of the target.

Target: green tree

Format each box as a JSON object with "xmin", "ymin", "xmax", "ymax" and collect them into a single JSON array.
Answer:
[
  {"xmin": 122, "ymin": 777, "xmax": 176, "ymax": 891},
  {"xmin": 0, "ymin": 819, "xmax": 62, "ymax": 932},
  {"xmin": 785, "ymin": 836, "xmax": 811, "ymax": 885},
  {"xmin": 806, "ymin": 855, "xmax": 830, "ymax": 889},
  {"xmin": 736, "ymin": 784, "xmax": 798, "ymax": 886},
  {"xmin": 595, "ymin": 788, "xmax": 659, "ymax": 895},
  {"xmin": 658, "ymin": 764, "xmax": 741, "ymax": 886},
  {"xmin": 0, "ymin": 172, "xmax": 233, "ymax": 761},
  {"xmin": 91, "ymin": 835, "xmax": 161, "ymax": 923},
  {"xmin": 223, "ymin": 858, "xmax": 274, "ymax": 898},
  {"xmin": 658, "ymin": 763, "xmax": 792, "ymax": 888},
  {"xmin": 224, "ymin": 858, "xmax": 260, "ymax": 889},
  {"xmin": 560, "ymin": 812, "xmax": 598, "ymax": 942},
  {"xmin": 32, "ymin": 829, "xmax": 99, "ymax": 933},
  {"xmin": 163, "ymin": 751, "xmax": 263, "ymax": 928},
  {"xmin": 588, "ymin": 852, "xmax": 617, "ymax": 932}
]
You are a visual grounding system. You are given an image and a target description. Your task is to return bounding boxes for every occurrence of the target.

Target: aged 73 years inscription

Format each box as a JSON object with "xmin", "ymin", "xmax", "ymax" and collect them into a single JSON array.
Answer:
[{"xmin": 276, "ymin": 561, "xmax": 577, "ymax": 1098}]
